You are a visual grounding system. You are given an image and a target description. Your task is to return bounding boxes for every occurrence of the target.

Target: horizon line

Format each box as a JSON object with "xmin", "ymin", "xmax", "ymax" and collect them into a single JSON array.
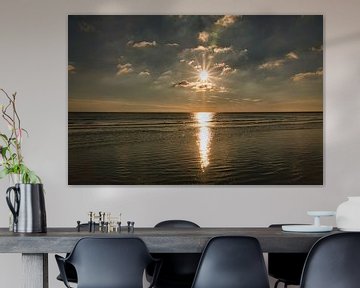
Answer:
[{"xmin": 68, "ymin": 111, "xmax": 323, "ymax": 113}]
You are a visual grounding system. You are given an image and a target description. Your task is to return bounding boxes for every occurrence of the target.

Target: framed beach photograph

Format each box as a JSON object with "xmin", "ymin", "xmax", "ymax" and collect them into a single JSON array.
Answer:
[{"xmin": 68, "ymin": 15, "xmax": 323, "ymax": 185}]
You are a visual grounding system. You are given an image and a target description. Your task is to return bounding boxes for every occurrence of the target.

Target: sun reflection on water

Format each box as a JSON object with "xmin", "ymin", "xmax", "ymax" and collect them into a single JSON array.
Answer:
[{"xmin": 194, "ymin": 112, "xmax": 214, "ymax": 172}]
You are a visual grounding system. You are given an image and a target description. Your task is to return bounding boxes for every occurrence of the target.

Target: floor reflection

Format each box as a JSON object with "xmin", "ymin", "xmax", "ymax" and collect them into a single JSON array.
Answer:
[{"xmin": 194, "ymin": 112, "xmax": 214, "ymax": 172}]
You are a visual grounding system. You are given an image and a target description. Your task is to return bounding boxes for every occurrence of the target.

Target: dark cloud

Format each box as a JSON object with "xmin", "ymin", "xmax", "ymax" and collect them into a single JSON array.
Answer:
[
  {"xmin": 68, "ymin": 64, "xmax": 76, "ymax": 74},
  {"xmin": 173, "ymin": 80, "xmax": 191, "ymax": 88},
  {"xmin": 79, "ymin": 21, "xmax": 95, "ymax": 33},
  {"xmin": 127, "ymin": 40, "xmax": 157, "ymax": 48}
]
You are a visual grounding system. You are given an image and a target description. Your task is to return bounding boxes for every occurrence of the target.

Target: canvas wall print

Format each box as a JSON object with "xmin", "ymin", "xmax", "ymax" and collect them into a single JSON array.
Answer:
[{"xmin": 68, "ymin": 15, "xmax": 323, "ymax": 185}]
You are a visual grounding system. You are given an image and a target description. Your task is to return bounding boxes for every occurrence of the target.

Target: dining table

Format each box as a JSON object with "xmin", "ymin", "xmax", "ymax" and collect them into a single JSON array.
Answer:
[{"xmin": 0, "ymin": 226, "xmax": 339, "ymax": 288}]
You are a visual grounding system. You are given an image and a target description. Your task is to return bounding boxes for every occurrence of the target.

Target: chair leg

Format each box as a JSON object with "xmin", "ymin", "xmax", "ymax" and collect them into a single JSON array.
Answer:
[{"xmin": 274, "ymin": 280, "xmax": 290, "ymax": 288}]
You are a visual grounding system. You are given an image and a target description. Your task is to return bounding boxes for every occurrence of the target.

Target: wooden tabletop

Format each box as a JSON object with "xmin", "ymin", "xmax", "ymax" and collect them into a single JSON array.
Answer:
[{"xmin": 0, "ymin": 227, "xmax": 339, "ymax": 253}]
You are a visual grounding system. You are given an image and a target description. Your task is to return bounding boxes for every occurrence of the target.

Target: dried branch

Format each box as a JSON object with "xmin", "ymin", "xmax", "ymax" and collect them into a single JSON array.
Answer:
[{"xmin": 0, "ymin": 88, "xmax": 40, "ymax": 183}]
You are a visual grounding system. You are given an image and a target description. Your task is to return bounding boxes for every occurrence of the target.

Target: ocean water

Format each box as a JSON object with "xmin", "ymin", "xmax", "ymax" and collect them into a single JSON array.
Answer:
[{"xmin": 68, "ymin": 112, "xmax": 323, "ymax": 185}]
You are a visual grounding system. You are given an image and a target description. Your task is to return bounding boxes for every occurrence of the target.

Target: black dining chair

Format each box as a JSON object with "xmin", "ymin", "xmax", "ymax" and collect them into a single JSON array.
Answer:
[
  {"xmin": 55, "ymin": 237, "xmax": 161, "ymax": 288},
  {"xmin": 191, "ymin": 236, "xmax": 270, "ymax": 288},
  {"xmin": 147, "ymin": 220, "xmax": 201, "ymax": 288},
  {"xmin": 300, "ymin": 232, "xmax": 360, "ymax": 288},
  {"xmin": 56, "ymin": 223, "xmax": 99, "ymax": 284},
  {"xmin": 268, "ymin": 224, "xmax": 308, "ymax": 288}
]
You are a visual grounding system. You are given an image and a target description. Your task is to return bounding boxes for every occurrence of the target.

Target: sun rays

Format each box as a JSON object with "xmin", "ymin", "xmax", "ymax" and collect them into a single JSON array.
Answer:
[
  {"xmin": 195, "ymin": 54, "xmax": 217, "ymax": 83},
  {"xmin": 182, "ymin": 53, "xmax": 224, "ymax": 93}
]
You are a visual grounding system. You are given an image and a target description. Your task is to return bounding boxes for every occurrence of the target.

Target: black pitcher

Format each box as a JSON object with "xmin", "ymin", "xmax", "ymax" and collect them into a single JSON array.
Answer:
[{"xmin": 6, "ymin": 183, "xmax": 47, "ymax": 233}]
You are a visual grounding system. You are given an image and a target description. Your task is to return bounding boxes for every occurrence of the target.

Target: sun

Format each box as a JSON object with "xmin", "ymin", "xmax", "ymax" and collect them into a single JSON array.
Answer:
[{"xmin": 199, "ymin": 70, "xmax": 209, "ymax": 82}]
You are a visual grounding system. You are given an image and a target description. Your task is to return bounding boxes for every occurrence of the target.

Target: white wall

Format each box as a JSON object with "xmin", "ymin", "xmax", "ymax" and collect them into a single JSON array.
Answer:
[{"xmin": 0, "ymin": 0, "xmax": 360, "ymax": 287}]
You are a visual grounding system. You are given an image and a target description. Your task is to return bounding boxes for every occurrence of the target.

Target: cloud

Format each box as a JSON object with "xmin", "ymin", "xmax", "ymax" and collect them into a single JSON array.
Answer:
[
  {"xmin": 214, "ymin": 48, "xmax": 248, "ymax": 64},
  {"xmin": 187, "ymin": 45, "xmax": 233, "ymax": 54},
  {"xmin": 213, "ymin": 63, "xmax": 226, "ymax": 69},
  {"xmin": 221, "ymin": 66, "xmax": 237, "ymax": 75},
  {"xmin": 161, "ymin": 70, "xmax": 173, "ymax": 76},
  {"xmin": 155, "ymin": 70, "xmax": 173, "ymax": 83},
  {"xmin": 218, "ymin": 86, "xmax": 229, "ymax": 93},
  {"xmin": 311, "ymin": 45, "xmax": 323, "ymax": 52},
  {"xmin": 138, "ymin": 71, "xmax": 150, "ymax": 77},
  {"xmin": 166, "ymin": 43, "xmax": 180, "ymax": 47},
  {"xmin": 215, "ymin": 15, "xmax": 238, "ymax": 27},
  {"xmin": 291, "ymin": 68, "xmax": 323, "ymax": 82},
  {"xmin": 286, "ymin": 51, "xmax": 299, "ymax": 60},
  {"xmin": 173, "ymin": 80, "xmax": 192, "ymax": 88},
  {"xmin": 242, "ymin": 98, "xmax": 262, "ymax": 102},
  {"xmin": 259, "ymin": 51, "xmax": 299, "ymax": 70},
  {"xmin": 127, "ymin": 40, "xmax": 157, "ymax": 48},
  {"xmin": 188, "ymin": 45, "xmax": 209, "ymax": 53},
  {"xmin": 127, "ymin": 41, "xmax": 177, "ymax": 48},
  {"xmin": 68, "ymin": 64, "xmax": 76, "ymax": 74},
  {"xmin": 184, "ymin": 60, "xmax": 201, "ymax": 70},
  {"xmin": 213, "ymin": 46, "xmax": 233, "ymax": 54},
  {"xmin": 182, "ymin": 45, "xmax": 247, "ymax": 63},
  {"xmin": 198, "ymin": 31, "xmax": 210, "ymax": 43},
  {"xmin": 158, "ymin": 70, "xmax": 172, "ymax": 79},
  {"xmin": 258, "ymin": 59, "xmax": 285, "ymax": 70},
  {"xmin": 79, "ymin": 21, "xmax": 95, "ymax": 33},
  {"xmin": 179, "ymin": 46, "xmax": 245, "ymax": 81},
  {"xmin": 172, "ymin": 80, "xmax": 228, "ymax": 93},
  {"xmin": 116, "ymin": 63, "xmax": 134, "ymax": 76},
  {"xmin": 214, "ymin": 62, "xmax": 237, "ymax": 75}
]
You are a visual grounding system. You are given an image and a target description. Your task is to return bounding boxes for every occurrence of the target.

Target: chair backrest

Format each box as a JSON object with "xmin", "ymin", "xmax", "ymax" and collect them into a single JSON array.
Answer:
[
  {"xmin": 151, "ymin": 220, "xmax": 201, "ymax": 286},
  {"xmin": 155, "ymin": 220, "xmax": 200, "ymax": 228},
  {"xmin": 300, "ymin": 232, "xmax": 360, "ymax": 288},
  {"xmin": 268, "ymin": 224, "xmax": 308, "ymax": 285},
  {"xmin": 67, "ymin": 237, "xmax": 154, "ymax": 288},
  {"xmin": 191, "ymin": 236, "xmax": 270, "ymax": 288}
]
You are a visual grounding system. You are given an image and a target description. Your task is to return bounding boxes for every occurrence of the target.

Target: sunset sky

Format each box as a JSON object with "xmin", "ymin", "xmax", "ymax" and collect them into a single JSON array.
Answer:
[{"xmin": 68, "ymin": 15, "xmax": 323, "ymax": 112}]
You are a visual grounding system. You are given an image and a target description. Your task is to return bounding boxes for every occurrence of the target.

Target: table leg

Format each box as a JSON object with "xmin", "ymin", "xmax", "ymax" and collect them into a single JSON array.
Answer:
[{"xmin": 22, "ymin": 253, "xmax": 48, "ymax": 288}]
